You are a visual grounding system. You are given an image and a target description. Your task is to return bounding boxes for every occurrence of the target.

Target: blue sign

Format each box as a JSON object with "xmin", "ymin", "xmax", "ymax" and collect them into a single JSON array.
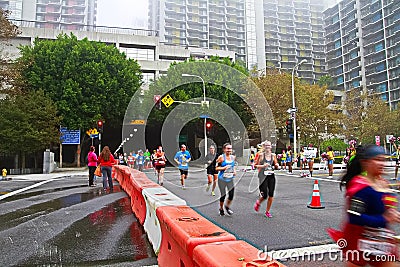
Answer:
[
  {"xmin": 199, "ymin": 114, "xmax": 209, "ymax": 119},
  {"xmin": 60, "ymin": 128, "xmax": 81, "ymax": 145},
  {"xmin": 90, "ymin": 134, "xmax": 99, "ymax": 138},
  {"xmin": 289, "ymin": 134, "xmax": 294, "ymax": 139}
]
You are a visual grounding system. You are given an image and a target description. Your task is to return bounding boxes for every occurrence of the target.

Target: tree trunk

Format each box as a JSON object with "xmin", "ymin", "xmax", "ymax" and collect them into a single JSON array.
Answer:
[
  {"xmin": 14, "ymin": 153, "xmax": 19, "ymax": 169},
  {"xmin": 77, "ymin": 144, "xmax": 81, "ymax": 167},
  {"xmin": 21, "ymin": 152, "xmax": 26, "ymax": 169}
]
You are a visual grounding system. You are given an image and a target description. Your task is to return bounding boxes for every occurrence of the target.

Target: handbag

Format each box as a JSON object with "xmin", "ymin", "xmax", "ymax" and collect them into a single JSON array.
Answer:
[{"xmin": 94, "ymin": 165, "xmax": 102, "ymax": 177}]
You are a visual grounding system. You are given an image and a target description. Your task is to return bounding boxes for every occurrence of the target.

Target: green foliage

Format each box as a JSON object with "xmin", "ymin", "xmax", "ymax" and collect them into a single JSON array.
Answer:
[
  {"xmin": 146, "ymin": 56, "xmax": 252, "ymax": 128},
  {"xmin": 320, "ymin": 138, "xmax": 348, "ymax": 152},
  {"xmin": 17, "ymin": 33, "xmax": 142, "ymax": 130},
  {"xmin": 317, "ymin": 75, "xmax": 333, "ymax": 88},
  {"xmin": 0, "ymin": 90, "xmax": 61, "ymax": 154}
]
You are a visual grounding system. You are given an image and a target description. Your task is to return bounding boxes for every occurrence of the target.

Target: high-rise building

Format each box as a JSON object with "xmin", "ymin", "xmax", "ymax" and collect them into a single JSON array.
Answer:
[
  {"xmin": 148, "ymin": 0, "xmax": 246, "ymax": 62},
  {"xmin": 324, "ymin": 0, "xmax": 400, "ymax": 109},
  {"xmin": 248, "ymin": 0, "xmax": 327, "ymax": 84},
  {"xmin": 1, "ymin": 0, "xmax": 97, "ymax": 30}
]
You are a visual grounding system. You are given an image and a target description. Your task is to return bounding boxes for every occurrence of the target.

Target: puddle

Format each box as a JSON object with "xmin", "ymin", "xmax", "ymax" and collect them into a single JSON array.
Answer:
[
  {"xmin": 0, "ymin": 186, "xmax": 122, "ymax": 232},
  {"xmin": 19, "ymin": 197, "xmax": 154, "ymax": 265}
]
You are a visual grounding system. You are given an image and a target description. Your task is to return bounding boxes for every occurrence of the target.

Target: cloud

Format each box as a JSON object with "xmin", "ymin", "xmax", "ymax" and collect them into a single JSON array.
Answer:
[{"xmin": 97, "ymin": 0, "xmax": 148, "ymax": 28}]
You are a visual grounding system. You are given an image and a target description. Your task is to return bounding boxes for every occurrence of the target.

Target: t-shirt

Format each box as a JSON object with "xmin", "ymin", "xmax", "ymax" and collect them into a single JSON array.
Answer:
[
  {"xmin": 327, "ymin": 151, "xmax": 334, "ymax": 160},
  {"xmin": 206, "ymin": 152, "xmax": 218, "ymax": 171},
  {"xmin": 136, "ymin": 155, "xmax": 144, "ymax": 165},
  {"xmin": 174, "ymin": 150, "xmax": 191, "ymax": 170}
]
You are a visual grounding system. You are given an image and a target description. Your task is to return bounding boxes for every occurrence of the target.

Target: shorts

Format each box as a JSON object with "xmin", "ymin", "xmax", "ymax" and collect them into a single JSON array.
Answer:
[
  {"xmin": 155, "ymin": 164, "xmax": 165, "ymax": 170},
  {"xmin": 179, "ymin": 169, "xmax": 188, "ymax": 176},
  {"xmin": 307, "ymin": 158, "xmax": 314, "ymax": 163},
  {"xmin": 207, "ymin": 167, "xmax": 217, "ymax": 175},
  {"xmin": 258, "ymin": 171, "xmax": 276, "ymax": 198},
  {"xmin": 328, "ymin": 159, "xmax": 333, "ymax": 165}
]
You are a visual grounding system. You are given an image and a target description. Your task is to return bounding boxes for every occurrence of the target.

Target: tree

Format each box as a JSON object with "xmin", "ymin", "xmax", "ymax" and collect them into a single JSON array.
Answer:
[
  {"xmin": 0, "ymin": 90, "xmax": 61, "ymax": 168},
  {"xmin": 252, "ymin": 70, "xmax": 343, "ymax": 147},
  {"xmin": 320, "ymin": 138, "xmax": 348, "ymax": 153},
  {"xmin": 18, "ymin": 33, "xmax": 142, "ymax": 130},
  {"xmin": 0, "ymin": 9, "xmax": 21, "ymax": 91},
  {"xmin": 17, "ymin": 33, "xmax": 142, "ymax": 165},
  {"xmin": 342, "ymin": 90, "xmax": 400, "ymax": 144},
  {"xmin": 317, "ymin": 75, "xmax": 333, "ymax": 88}
]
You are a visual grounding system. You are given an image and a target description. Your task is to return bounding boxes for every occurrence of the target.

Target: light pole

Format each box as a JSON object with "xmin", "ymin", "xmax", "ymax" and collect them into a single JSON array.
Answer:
[
  {"xmin": 182, "ymin": 73, "xmax": 208, "ymax": 157},
  {"xmin": 291, "ymin": 59, "xmax": 307, "ymax": 157}
]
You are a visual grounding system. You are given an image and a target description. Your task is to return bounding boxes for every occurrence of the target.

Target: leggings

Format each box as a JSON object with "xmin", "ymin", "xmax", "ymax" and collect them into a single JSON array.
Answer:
[
  {"xmin": 218, "ymin": 179, "xmax": 234, "ymax": 202},
  {"xmin": 258, "ymin": 172, "xmax": 276, "ymax": 198}
]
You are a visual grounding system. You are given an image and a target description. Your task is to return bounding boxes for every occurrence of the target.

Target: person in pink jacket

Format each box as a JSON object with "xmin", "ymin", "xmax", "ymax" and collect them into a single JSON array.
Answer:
[{"xmin": 87, "ymin": 146, "xmax": 98, "ymax": 187}]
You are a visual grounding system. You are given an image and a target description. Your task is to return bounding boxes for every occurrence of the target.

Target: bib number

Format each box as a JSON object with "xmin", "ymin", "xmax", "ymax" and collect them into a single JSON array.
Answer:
[
  {"xmin": 358, "ymin": 239, "xmax": 395, "ymax": 255},
  {"xmin": 223, "ymin": 172, "xmax": 234, "ymax": 179},
  {"xmin": 264, "ymin": 170, "xmax": 273, "ymax": 176},
  {"xmin": 157, "ymin": 160, "xmax": 165, "ymax": 165}
]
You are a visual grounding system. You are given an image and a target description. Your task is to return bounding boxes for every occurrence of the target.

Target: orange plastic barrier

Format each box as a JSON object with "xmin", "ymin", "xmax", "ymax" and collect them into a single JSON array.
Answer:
[
  {"xmin": 156, "ymin": 205, "xmax": 236, "ymax": 267},
  {"xmin": 129, "ymin": 169, "xmax": 160, "ymax": 224},
  {"xmin": 193, "ymin": 240, "xmax": 285, "ymax": 267}
]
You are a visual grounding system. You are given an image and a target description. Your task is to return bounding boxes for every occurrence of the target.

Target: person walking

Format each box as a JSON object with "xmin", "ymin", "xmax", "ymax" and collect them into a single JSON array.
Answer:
[
  {"xmin": 154, "ymin": 147, "xmax": 166, "ymax": 186},
  {"xmin": 329, "ymin": 145, "xmax": 400, "ymax": 266},
  {"xmin": 306, "ymin": 144, "xmax": 316, "ymax": 177},
  {"xmin": 326, "ymin": 146, "xmax": 335, "ymax": 178},
  {"xmin": 286, "ymin": 146, "xmax": 293, "ymax": 174},
  {"xmin": 392, "ymin": 142, "xmax": 400, "ymax": 180},
  {"xmin": 87, "ymin": 146, "xmax": 98, "ymax": 187},
  {"xmin": 253, "ymin": 141, "xmax": 279, "ymax": 218},
  {"xmin": 205, "ymin": 145, "xmax": 218, "ymax": 196},
  {"xmin": 280, "ymin": 149, "xmax": 287, "ymax": 171},
  {"xmin": 215, "ymin": 143, "xmax": 236, "ymax": 216},
  {"xmin": 174, "ymin": 144, "xmax": 191, "ymax": 189},
  {"xmin": 98, "ymin": 146, "xmax": 116, "ymax": 192}
]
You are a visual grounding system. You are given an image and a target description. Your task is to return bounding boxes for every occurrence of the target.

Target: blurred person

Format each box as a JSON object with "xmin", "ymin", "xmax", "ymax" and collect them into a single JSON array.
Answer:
[
  {"xmin": 174, "ymin": 144, "xmax": 191, "ymax": 189},
  {"xmin": 250, "ymin": 150, "xmax": 256, "ymax": 170},
  {"xmin": 98, "ymin": 146, "xmax": 116, "ymax": 192},
  {"xmin": 253, "ymin": 141, "xmax": 279, "ymax": 218},
  {"xmin": 136, "ymin": 150, "xmax": 145, "ymax": 172},
  {"xmin": 286, "ymin": 146, "xmax": 293, "ymax": 174},
  {"xmin": 328, "ymin": 145, "xmax": 400, "ymax": 266},
  {"xmin": 144, "ymin": 149, "xmax": 152, "ymax": 169},
  {"xmin": 127, "ymin": 152, "xmax": 135, "ymax": 168},
  {"xmin": 280, "ymin": 149, "xmax": 287, "ymax": 170},
  {"xmin": 205, "ymin": 145, "xmax": 218, "ymax": 196},
  {"xmin": 215, "ymin": 143, "xmax": 236, "ymax": 216},
  {"xmin": 154, "ymin": 147, "xmax": 166, "ymax": 186},
  {"xmin": 392, "ymin": 143, "xmax": 400, "ymax": 180},
  {"xmin": 87, "ymin": 146, "xmax": 98, "ymax": 187}
]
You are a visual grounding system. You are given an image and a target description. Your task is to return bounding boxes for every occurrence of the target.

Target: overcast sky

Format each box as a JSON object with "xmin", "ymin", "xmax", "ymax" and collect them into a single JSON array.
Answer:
[{"xmin": 97, "ymin": 0, "xmax": 148, "ymax": 29}]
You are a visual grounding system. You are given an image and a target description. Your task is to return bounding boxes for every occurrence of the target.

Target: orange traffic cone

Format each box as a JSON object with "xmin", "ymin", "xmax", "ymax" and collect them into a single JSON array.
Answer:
[{"xmin": 307, "ymin": 180, "xmax": 325, "ymax": 209}]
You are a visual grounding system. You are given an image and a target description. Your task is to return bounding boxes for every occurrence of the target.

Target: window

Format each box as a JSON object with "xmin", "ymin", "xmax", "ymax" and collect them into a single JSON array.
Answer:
[
  {"xmin": 375, "ymin": 42, "xmax": 384, "ymax": 52},
  {"xmin": 335, "ymin": 40, "xmax": 341, "ymax": 48},
  {"xmin": 337, "ymin": 76, "xmax": 344, "ymax": 84},
  {"xmin": 350, "ymin": 51, "xmax": 358, "ymax": 59},
  {"xmin": 352, "ymin": 80, "xmax": 360, "ymax": 87},
  {"xmin": 376, "ymin": 63, "xmax": 385, "ymax": 72},
  {"xmin": 336, "ymin": 67, "xmax": 343, "ymax": 75},
  {"xmin": 350, "ymin": 70, "xmax": 359, "ymax": 78}
]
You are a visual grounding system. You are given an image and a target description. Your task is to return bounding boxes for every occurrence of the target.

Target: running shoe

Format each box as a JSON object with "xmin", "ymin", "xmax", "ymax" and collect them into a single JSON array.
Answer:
[
  {"xmin": 182, "ymin": 185, "xmax": 186, "ymax": 190},
  {"xmin": 206, "ymin": 184, "xmax": 210, "ymax": 192},
  {"xmin": 225, "ymin": 205, "xmax": 233, "ymax": 216},
  {"xmin": 219, "ymin": 209, "xmax": 225, "ymax": 216},
  {"xmin": 211, "ymin": 191, "xmax": 215, "ymax": 196},
  {"xmin": 265, "ymin": 211, "xmax": 272, "ymax": 218},
  {"xmin": 254, "ymin": 200, "xmax": 260, "ymax": 212}
]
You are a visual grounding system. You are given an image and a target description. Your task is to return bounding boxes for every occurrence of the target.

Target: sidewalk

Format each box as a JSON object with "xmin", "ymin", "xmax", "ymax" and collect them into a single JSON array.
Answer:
[{"xmin": 4, "ymin": 167, "xmax": 88, "ymax": 181}]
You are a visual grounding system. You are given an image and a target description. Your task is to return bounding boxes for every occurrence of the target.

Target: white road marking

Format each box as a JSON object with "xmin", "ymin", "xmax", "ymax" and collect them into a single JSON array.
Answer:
[{"xmin": 0, "ymin": 178, "xmax": 61, "ymax": 201}]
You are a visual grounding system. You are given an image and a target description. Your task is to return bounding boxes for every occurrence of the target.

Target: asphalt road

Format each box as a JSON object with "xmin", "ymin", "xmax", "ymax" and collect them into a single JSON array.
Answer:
[{"xmin": 0, "ymin": 174, "xmax": 157, "ymax": 267}]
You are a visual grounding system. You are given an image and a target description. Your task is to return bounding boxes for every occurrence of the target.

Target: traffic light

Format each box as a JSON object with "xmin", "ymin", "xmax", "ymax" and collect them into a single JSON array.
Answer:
[
  {"xmin": 154, "ymin": 95, "xmax": 161, "ymax": 110},
  {"xmin": 206, "ymin": 121, "xmax": 213, "ymax": 135},
  {"xmin": 97, "ymin": 120, "xmax": 103, "ymax": 133},
  {"xmin": 286, "ymin": 119, "xmax": 293, "ymax": 133}
]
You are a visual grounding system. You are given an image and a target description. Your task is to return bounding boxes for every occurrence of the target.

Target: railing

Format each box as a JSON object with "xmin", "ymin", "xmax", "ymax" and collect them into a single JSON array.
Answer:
[{"xmin": 8, "ymin": 19, "xmax": 159, "ymax": 37}]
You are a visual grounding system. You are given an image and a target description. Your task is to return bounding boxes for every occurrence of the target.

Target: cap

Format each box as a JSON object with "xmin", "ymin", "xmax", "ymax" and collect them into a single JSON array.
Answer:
[{"xmin": 364, "ymin": 145, "xmax": 386, "ymax": 159}]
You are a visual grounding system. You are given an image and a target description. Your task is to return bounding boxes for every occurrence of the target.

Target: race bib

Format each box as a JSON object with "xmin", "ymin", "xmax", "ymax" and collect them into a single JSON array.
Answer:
[
  {"xmin": 264, "ymin": 170, "xmax": 273, "ymax": 176},
  {"xmin": 181, "ymin": 161, "xmax": 187, "ymax": 166},
  {"xmin": 157, "ymin": 160, "xmax": 165, "ymax": 165},
  {"xmin": 139, "ymin": 161, "xmax": 143, "ymax": 165},
  {"xmin": 223, "ymin": 172, "xmax": 234, "ymax": 179},
  {"xmin": 358, "ymin": 239, "xmax": 395, "ymax": 255}
]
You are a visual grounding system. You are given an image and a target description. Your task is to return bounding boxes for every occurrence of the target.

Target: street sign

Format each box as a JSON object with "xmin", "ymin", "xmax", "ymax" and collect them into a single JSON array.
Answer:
[
  {"xmin": 90, "ymin": 134, "xmax": 99, "ymax": 138},
  {"xmin": 162, "ymin": 94, "xmax": 174, "ymax": 107},
  {"xmin": 199, "ymin": 114, "xmax": 210, "ymax": 119},
  {"xmin": 86, "ymin": 128, "xmax": 99, "ymax": 136},
  {"xmin": 60, "ymin": 128, "xmax": 81, "ymax": 145},
  {"xmin": 130, "ymin": 120, "xmax": 146, "ymax": 125},
  {"xmin": 286, "ymin": 107, "xmax": 298, "ymax": 113},
  {"xmin": 375, "ymin": 135, "xmax": 380, "ymax": 146}
]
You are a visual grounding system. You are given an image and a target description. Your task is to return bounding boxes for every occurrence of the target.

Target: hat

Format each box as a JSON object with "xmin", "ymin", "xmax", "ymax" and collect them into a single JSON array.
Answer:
[{"xmin": 364, "ymin": 145, "xmax": 385, "ymax": 159}]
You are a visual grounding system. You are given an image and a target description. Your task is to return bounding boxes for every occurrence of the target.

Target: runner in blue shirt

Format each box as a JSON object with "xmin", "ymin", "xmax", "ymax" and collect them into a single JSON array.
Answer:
[{"xmin": 174, "ymin": 144, "xmax": 191, "ymax": 189}]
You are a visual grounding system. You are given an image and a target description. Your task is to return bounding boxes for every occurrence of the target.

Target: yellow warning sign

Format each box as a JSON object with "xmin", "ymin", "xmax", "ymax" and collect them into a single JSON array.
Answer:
[
  {"xmin": 130, "ymin": 120, "xmax": 146, "ymax": 125},
  {"xmin": 162, "ymin": 94, "xmax": 174, "ymax": 108},
  {"xmin": 86, "ymin": 128, "xmax": 99, "ymax": 136}
]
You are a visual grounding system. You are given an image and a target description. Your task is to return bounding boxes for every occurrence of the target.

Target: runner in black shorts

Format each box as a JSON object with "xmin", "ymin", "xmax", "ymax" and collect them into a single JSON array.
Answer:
[
  {"xmin": 253, "ymin": 141, "xmax": 279, "ymax": 218},
  {"xmin": 205, "ymin": 145, "xmax": 218, "ymax": 196}
]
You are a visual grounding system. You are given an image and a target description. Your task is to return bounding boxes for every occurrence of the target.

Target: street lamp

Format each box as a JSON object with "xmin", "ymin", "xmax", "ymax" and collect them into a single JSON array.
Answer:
[
  {"xmin": 291, "ymin": 59, "xmax": 307, "ymax": 157},
  {"xmin": 182, "ymin": 73, "xmax": 208, "ymax": 157}
]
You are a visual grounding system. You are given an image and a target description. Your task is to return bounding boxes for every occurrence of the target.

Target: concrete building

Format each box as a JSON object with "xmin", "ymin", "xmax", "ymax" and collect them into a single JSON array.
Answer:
[
  {"xmin": 148, "ymin": 0, "xmax": 246, "ymax": 63},
  {"xmin": 324, "ymin": 0, "xmax": 400, "ymax": 109},
  {"xmin": 0, "ymin": 0, "xmax": 97, "ymax": 30},
  {"xmin": 247, "ymin": 0, "xmax": 327, "ymax": 84},
  {"xmin": 4, "ymin": 24, "xmax": 235, "ymax": 85}
]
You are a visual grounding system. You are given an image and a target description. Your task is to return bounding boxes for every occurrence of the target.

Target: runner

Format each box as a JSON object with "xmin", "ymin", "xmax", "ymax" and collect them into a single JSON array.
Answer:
[
  {"xmin": 205, "ymin": 145, "xmax": 218, "ymax": 196},
  {"xmin": 253, "ymin": 141, "xmax": 279, "ymax": 218},
  {"xmin": 328, "ymin": 145, "xmax": 400, "ymax": 266},
  {"xmin": 136, "ymin": 150, "xmax": 145, "ymax": 172},
  {"xmin": 144, "ymin": 149, "xmax": 152, "ymax": 169},
  {"xmin": 286, "ymin": 146, "xmax": 293, "ymax": 174},
  {"xmin": 281, "ymin": 149, "xmax": 287, "ymax": 171},
  {"xmin": 154, "ymin": 147, "xmax": 166, "ymax": 186},
  {"xmin": 127, "ymin": 152, "xmax": 135, "ymax": 169},
  {"xmin": 215, "ymin": 143, "xmax": 236, "ymax": 216},
  {"xmin": 305, "ymin": 144, "xmax": 316, "ymax": 177},
  {"xmin": 174, "ymin": 144, "xmax": 191, "ymax": 189}
]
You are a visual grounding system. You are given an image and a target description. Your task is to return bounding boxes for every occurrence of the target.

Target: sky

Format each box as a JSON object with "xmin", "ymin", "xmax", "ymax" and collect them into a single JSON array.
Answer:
[{"xmin": 96, "ymin": 0, "xmax": 148, "ymax": 29}]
